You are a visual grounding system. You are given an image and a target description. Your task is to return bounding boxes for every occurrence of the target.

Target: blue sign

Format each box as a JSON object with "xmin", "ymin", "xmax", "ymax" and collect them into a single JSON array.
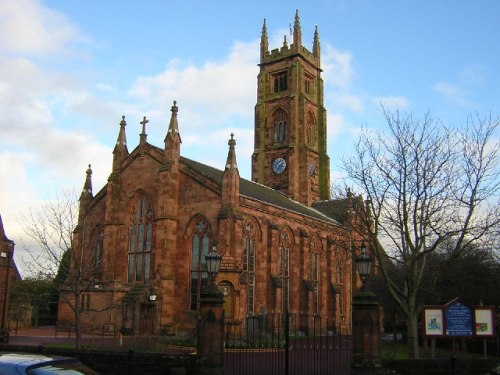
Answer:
[{"xmin": 445, "ymin": 301, "xmax": 472, "ymax": 337}]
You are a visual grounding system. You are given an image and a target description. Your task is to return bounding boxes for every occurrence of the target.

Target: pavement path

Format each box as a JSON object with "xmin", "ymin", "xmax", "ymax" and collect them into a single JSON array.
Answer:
[
  {"xmin": 5, "ymin": 326, "xmax": 192, "ymax": 354},
  {"xmin": 7, "ymin": 326, "xmax": 123, "ymax": 348}
]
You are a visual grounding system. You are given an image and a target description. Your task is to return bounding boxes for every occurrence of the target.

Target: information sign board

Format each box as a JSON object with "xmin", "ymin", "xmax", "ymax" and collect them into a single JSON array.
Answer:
[
  {"xmin": 474, "ymin": 306, "xmax": 496, "ymax": 337},
  {"xmin": 445, "ymin": 300, "xmax": 472, "ymax": 337},
  {"xmin": 422, "ymin": 307, "xmax": 444, "ymax": 337}
]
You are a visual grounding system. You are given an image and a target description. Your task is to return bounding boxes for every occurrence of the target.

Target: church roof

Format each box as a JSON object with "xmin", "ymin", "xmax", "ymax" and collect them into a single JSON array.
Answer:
[
  {"xmin": 312, "ymin": 195, "xmax": 365, "ymax": 225},
  {"xmin": 181, "ymin": 156, "xmax": 342, "ymax": 226},
  {"xmin": 312, "ymin": 199, "xmax": 350, "ymax": 224}
]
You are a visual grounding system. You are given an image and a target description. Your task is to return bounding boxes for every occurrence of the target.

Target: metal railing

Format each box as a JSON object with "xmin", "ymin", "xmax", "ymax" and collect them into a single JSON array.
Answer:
[{"xmin": 224, "ymin": 313, "xmax": 352, "ymax": 375}]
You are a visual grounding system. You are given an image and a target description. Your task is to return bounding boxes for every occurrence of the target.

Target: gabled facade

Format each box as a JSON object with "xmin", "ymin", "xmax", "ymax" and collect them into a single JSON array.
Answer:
[{"xmin": 58, "ymin": 12, "xmax": 366, "ymax": 336}]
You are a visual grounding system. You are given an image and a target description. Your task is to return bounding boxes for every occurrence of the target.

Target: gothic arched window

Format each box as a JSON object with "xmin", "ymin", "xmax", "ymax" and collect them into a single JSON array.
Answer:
[
  {"xmin": 278, "ymin": 229, "xmax": 293, "ymax": 312},
  {"xmin": 306, "ymin": 111, "xmax": 316, "ymax": 145},
  {"xmin": 128, "ymin": 196, "xmax": 153, "ymax": 283},
  {"xmin": 190, "ymin": 218, "xmax": 210, "ymax": 311},
  {"xmin": 242, "ymin": 221, "xmax": 257, "ymax": 315},
  {"xmin": 310, "ymin": 235, "xmax": 322, "ymax": 315},
  {"xmin": 272, "ymin": 109, "xmax": 288, "ymax": 144},
  {"xmin": 91, "ymin": 226, "xmax": 104, "ymax": 277}
]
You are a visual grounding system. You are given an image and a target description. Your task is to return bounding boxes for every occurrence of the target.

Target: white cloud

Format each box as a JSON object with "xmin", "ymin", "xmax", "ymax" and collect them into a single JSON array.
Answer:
[
  {"xmin": 0, "ymin": 0, "xmax": 85, "ymax": 57},
  {"xmin": 432, "ymin": 82, "xmax": 471, "ymax": 107},
  {"xmin": 328, "ymin": 112, "xmax": 347, "ymax": 140},
  {"xmin": 322, "ymin": 43, "xmax": 356, "ymax": 89},
  {"xmin": 330, "ymin": 93, "xmax": 365, "ymax": 112},
  {"xmin": 129, "ymin": 40, "xmax": 259, "ymax": 126},
  {"xmin": 125, "ymin": 39, "xmax": 260, "ymax": 178},
  {"xmin": 0, "ymin": 0, "xmax": 112, "ymax": 272},
  {"xmin": 372, "ymin": 96, "xmax": 410, "ymax": 110}
]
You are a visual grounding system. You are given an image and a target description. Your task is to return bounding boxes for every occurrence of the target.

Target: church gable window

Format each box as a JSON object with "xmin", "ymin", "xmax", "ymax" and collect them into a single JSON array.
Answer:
[
  {"xmin": 272, "ymin": 108, "xmax": 288, "ymax": 144},
  {"xmin": 242, "ymin": 221, "xmax": 257, "ymax": 315},
  {"xmin": 335, "ymin": 248, "xmax": 345, "ymax": 316},
  {"xmin": 304, "ymin": 74, "xmax": 313, "ymax": 95},
  {"xmin": 278, "ymin": 229, "xmax": 293, "ymax": 312},
  {"xmin": 309, "ymin": 236, "xmax": 321, "ymax": 315},
  {"xmin": 273, "ymin": 71, "xmax": 288, "ymax": 92},
  {"xmin": 190, "ymin": 218, "xmax": 210, "ymax": 311},
  {"xmin": 128, "ymin": 196, "xmax": 153, "ymax": 284},
  {"xmin": 91, "ymin": 226, "xmax": 104, "ymax": 279},
  {"xmin": 306, "ymin": 111, "xmax": 316, "ymax": 145}
]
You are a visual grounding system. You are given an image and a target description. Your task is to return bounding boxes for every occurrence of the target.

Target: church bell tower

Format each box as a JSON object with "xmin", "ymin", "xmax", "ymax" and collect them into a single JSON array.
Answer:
[{"xmin": 251, "ymin": 10, "xmax": 330, "ymax": 206}]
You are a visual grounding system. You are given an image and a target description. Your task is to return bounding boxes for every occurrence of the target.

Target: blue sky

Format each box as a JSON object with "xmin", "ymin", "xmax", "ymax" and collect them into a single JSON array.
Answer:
[{"xmin": 1, "ymin": 0, "xmax": 499, "ymax": 269}]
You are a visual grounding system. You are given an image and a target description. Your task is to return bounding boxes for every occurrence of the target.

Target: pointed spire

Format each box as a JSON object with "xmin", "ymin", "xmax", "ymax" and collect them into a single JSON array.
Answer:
[
  {"xmin": 0, "ymin": 214, "xmax": 5, "ymax": 240},
  {"xmin": 112, "ymin": 116, "xmax": 129, "ymax": 172},
  {"xmin": 221, "ymin": 134, "xmax": 240, "ymax": 209},
  {"xmin": 140, "ymin": 116, "xmax": 148, "ymax": 145},
  {"xmin": 260, "ymin": 18, "xmax": 269, "ymax": 62},
  {"xmin": 225, "ymin": 133, "xmax": 238, "ymax": 172},
  {"xmin": 164, "ymin": 100, "xmax": 181, "ymax": 161},
  {"xmin": 165, "ymin": 101, "xmax": 181, "ymax": 142},
  {"xmin": 313, "ymin": 24, "xmax": 320, "ymax": 60},
  {"xmin": 115, "ymin": 116, "xmax": 127, "ymax": 150},
  {"xmin": 282, "ymin": 35, "xmax": 288, "ymax": 49},
  {"xmin": 81, "ymin": 164, "xmax": 93, "ymax": 199},
  {"xmin": 78, "ymin": 164, "xmax": 93, "ymax": 223},
  {"xmin": 293, "ymin": 9, "xmax": 302, "ymax": 51},
  {"xmin": 0, "ymin": 214, "xmax": 14, "ymax": 250}
]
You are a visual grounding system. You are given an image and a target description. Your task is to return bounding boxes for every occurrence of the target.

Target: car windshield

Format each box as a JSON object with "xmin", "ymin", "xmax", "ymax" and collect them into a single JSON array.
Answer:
[{"xmin": 26, "ymin": 361, "xmax": 98, "ymax": 375}]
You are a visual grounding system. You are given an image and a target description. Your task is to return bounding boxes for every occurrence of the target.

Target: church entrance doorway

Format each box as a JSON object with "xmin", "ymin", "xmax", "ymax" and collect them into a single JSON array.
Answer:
[{"xmin": 139, "ymin": 303, "xmax": 155, "ymax": 334}]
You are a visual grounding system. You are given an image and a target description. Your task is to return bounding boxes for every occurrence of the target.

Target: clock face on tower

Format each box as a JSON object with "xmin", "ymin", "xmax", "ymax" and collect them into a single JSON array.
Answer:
[{"xmin": 272, "ymin": 157, "xmax": 287, "ymax": 174}]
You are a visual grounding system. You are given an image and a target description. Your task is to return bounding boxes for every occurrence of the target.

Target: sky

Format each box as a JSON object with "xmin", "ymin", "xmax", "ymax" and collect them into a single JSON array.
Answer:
[{"xmin": 1, "ymin": 0, "xmax": 499, "ymax": 273}]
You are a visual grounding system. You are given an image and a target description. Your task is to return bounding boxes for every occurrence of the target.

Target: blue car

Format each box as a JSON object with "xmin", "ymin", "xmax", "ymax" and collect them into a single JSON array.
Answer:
[{"xmin": 0, "ymin": 353, "xmax": 98, "ymax": 374}]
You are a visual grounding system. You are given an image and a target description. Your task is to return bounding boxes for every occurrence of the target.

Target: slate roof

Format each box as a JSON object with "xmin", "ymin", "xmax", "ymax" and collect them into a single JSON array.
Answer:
[
  {"xmin": 312, "ymin": 199, "xmax": 350, "ymax": 224},
  {"xmin": 181, "ymin": 156, "xmax": 342, "ymax": 226}
]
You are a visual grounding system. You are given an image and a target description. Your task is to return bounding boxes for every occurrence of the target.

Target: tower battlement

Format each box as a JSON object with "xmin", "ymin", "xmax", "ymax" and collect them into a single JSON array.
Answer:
[{"xmin": 262, "ymin": 43, "xmax": 319, "ymax": 68}]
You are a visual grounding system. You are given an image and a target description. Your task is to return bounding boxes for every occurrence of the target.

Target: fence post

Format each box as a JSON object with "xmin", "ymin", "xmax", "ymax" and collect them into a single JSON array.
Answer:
[
  {"xmin": 285, "ymin": 312, "xmax": 290, "ymax": 375},
  {"xmin": 197, "ymin": 285, "xmax": 224, "ymax": 375},
  {"xmin": 351, "ymin": 287, "xmax": 382, "ymax": 374}
]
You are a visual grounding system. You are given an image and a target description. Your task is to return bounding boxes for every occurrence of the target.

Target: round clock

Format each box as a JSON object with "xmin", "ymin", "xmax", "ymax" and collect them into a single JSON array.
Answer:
[{"xmin": 272, "ymin": 157, "xmax": 287, "ymax": 174}]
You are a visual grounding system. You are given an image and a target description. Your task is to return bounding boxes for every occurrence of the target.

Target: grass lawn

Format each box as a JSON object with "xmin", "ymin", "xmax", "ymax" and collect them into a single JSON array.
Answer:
[{"xmin": 381, "ymin": 339, "xmax": 499, "ymax": 360}]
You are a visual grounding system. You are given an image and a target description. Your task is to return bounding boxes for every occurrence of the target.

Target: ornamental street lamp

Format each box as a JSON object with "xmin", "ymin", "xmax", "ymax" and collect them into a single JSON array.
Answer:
[
  {"xmin": 355, "ymin": 242, "xmax": 372, "ymax": 288},
  {"xmin": 351, "ymin": 242, "xmax": 381, "ymax": 374},
  {"xmin": 199, "ymin": 242, "xmax": 224, "ymax": 375},
  {"xmin": 205, "ymin": 243, "xmax": 222, "ymax": 288}
]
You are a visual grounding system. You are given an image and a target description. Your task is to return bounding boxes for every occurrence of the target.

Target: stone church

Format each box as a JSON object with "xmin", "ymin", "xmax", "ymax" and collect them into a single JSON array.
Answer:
[{"xmin": 58, "ymin": 11, "xmax": 368, "ymax": 336}]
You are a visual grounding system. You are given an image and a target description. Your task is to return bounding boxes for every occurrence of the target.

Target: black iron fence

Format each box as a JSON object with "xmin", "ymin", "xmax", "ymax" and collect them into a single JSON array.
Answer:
[{"xmin": 224, "ymin": 313, "xmax": 352, "ymax": 375}]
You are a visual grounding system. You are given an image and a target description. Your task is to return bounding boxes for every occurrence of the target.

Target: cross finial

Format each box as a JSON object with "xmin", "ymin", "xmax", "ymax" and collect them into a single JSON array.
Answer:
[
  {"xmin": 171, "ymin": 100, "xmax": 178, "ymax": 115},
  {"xmin": 228, "ymin": 133, "xmax": 236, "ymax": 148},
  {"xmin": 140, "ymin": 116, "xmax": 149, "ymax": 134}
]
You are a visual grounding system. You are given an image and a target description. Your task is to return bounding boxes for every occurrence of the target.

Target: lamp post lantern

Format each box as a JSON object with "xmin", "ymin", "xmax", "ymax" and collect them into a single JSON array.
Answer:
[
  {"xmin": 205, "ymin": 243, "xmax": 222, "ymax": 287},
  {"xmin": 355, "ymin": 242, "xmax": 372, "ymax": 288}
]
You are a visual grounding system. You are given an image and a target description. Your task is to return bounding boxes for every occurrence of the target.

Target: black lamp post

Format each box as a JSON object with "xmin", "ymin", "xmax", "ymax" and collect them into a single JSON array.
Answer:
[
  {"xmin": 205, "ymin": 243, "xmax": 222, "ymax": 288},
  {"xmin": 355, "ymin": 242, "xmax": 372, "ymax": 288},
  {"xmin": 352, "ymin": 242, "xmax": 381, "ymax": 374},
  {"xmin": 198, "ymin": 242, "xmax": 224, "ymax": 375}
]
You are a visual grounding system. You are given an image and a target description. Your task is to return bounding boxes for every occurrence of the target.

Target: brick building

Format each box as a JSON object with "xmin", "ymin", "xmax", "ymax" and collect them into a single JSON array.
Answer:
[
  {"xmin": 0, "ymin": 215, "xmax": 18, "ymax": 331},
  {"xmin": 58, "ymin": 11, "xmax": 368, "ymax": 336}
]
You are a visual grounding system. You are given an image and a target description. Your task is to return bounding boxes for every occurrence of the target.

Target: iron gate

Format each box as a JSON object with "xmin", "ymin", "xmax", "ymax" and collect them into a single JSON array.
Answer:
[{"xmin": 224, "ymin": 313, "xmax": 352, "ymax": 375}]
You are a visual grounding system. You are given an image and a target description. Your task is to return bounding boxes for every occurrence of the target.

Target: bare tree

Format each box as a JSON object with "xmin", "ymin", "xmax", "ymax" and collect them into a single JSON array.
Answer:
[
  {"xmin": 341, "ymin": 109, "xmax": 499, "ymax": 358},
  {"xmin": 20, "ymin": 189, "xmax": 101, "ymax": 349}
]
